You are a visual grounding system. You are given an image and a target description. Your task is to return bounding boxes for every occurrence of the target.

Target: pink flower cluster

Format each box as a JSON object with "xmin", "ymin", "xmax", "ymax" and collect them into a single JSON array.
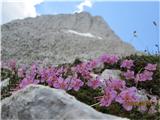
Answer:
[
  {"xmin": 19, "ymin": 64, "xmax": 39, "ymax": 88},
  {"xmin": 100, "ymin": 87, "xmax": 117, "ymax": 107},
  {"xmin": 4, "ymin": 54, "xmax": 158, "ymax": 113},
  {"xmin": 53, "ymin": 76, "xmax": 84, "ymax": 91},
  {"xmin": 98, "ymin": 79, "xmax": 138, "ymax": 111},
  {"xmin": 72, "ymin": 63, "xmax": 92, "ymax": 79},
  {"xmin": 135, "ymin": 63, "xmax": 157, "ymax": 82},
  {"xmin": 145, "ymin": 63, "xmax": 157, "ymax": 71},
  {"xmin": 121, "ymin": 59, "xmax": 134, "ymax": 69},
  {"xmin": 19, "ymin": 76, "xmax": 39, "ymax": 88},
  {"xmin": 18, "ymin": 64, "xmax": 84, "ymax": 91},
  {"xmin": 121, "ymin": 61, "xmax": 157, "ymax": 82},
  {"xmin": 115, "ymin": 87, "xmax": 138, "ymax": 111},
  {"xmin": 98, "ymin": 54, "xmax": 119, "ymax": 64},
  {"xmin": 106, "ymin": 79, "xmax": 126, "ymax": 91},
  {"xmin": 135, "ymin": 63, "xmax": 156, "ymax": 82},
  {"xmin": 123, "ymin": 70, "xmax": 135, "ymax": 80},
  {"xmin": 87, "ymin": 76, "xmax": 102, "ymax": 89},
  {"xmin": 135, "ymin": 70, "xmax": 153, "ymax": 82}
]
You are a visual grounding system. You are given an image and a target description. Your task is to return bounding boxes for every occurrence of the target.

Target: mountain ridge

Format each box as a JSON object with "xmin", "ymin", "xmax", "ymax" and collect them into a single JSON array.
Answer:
[{"xmin": 2, "ymin": 12, "xmax": 137, "ymax": 65}]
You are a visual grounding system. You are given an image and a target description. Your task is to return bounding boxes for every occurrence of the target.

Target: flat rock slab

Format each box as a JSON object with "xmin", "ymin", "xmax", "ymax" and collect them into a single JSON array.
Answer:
[{"xmin": 1, "ymin": 84, "xmax": 128, "ymax": 120}]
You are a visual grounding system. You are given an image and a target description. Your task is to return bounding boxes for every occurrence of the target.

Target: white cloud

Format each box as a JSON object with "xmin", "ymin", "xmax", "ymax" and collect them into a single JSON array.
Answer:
[
  {"xmin": 75, "ymin": 0, "xmax": 93, "ymax": 13},
  {"xmin": 1, "ymin": 0, "xmax": 44, "ymax": 24}
]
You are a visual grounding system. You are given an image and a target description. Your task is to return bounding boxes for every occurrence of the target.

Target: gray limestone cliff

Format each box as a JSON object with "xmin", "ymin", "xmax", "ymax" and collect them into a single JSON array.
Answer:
[{"xmin": 1, "ymin": 12, "xmax": 137, "ymax": 65}]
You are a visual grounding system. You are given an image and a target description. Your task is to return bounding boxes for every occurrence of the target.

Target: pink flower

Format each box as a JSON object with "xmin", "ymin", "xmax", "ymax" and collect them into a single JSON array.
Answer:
[
  {"xmin": 47, "ymin": 75, "xmax": 58, "ymax": 86},
  {"xmin": 31, "ymin": 63, "xmax": 37, "ymax": 71},
  {"xmin": 71, "ymin": 77, "xmax": 84, "ymax": 91},
  {"xmin": 115, "ymin": 87, "xmax": 138, "ymax": 111},
  {"xmin": 56, "ymin": 66, "xmax": 67, "ymax": 75},
  {"xmin": 106, "ymin": 79, "xmax": 126, "ymax": 91},
  {"xmin": 18, "ymin": 67, "xmax": 25, "ymax": 78},
  {"xmin": 28, "ymin": 63, "xmax": 39, "ymax": 77},
  {"xmin": 107, "ymin": 55, "xmax": 119, "ymax": 64},
  {"xmin": 121, "ymin": 59, "xmax": 134, "ymax": 69},
  {"xmin": 19, "ymin": 76, "xmax": 39, "ymax": 88},
  {"xmin": 86, "ymin": 59, "xmax": 100, "ymax": 70},
  {"xmin": 99, "ymin": 87, "xmax": 117, "ymax": 107},
  {"xmin": 19, "ymin": 78, "xmax": 29, "ymax": 88},
  {"xmin": 123, "ymin": 70, "xmax": 135, "ymax": 80},
  {"xmin": 39, "ymin": 66, "xmax": 67, "ymax": 84},
  {"xmin": 52, "ymin": 76, "xmax": 84, "ymax": 91},
  {"xmin": 53, "ymin": 77, "xmax": 69, "ymax": 90},
  {"xmin": 143, "ymin": 70, "xmax": 153, "ymax": 81},
  {"xmin": 135, "ymin": 70, "xmax": 153, "ymax": 82},
  {"xmin": 72, "ymin": 63, "xmax": 92, "ymax": 79},
  {"xmin": 98, "ymin": 54, "xmax": 109, "ymax": 63},
  {"xmin": 145, "ymin": 63, "xmax": 157, "ymax": 71},
  {"xmin": 87, "ymin": 76, "xmax": 102, "ymax": 89},
  {"xmin": 99, "ymin": 54, "xmax": 119, "ymax": 64},
  {"xmin": 39, "ymin": 68, "xmax": 48, "ymax": 82}
]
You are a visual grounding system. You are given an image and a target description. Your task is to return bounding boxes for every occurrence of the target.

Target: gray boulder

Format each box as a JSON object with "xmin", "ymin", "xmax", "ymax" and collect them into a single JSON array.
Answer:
[
  {"xmin": 1, "ymin": 12, "xmax": 137, "ymax": 65},
  {"xmin": 1, "ymin": 84, "xmax": 128, "ymax": 120},
  {"xmin": 101, "ymin": 69, "xmax": 121, "ymax": 80},
  {"xmin": 0, "ymin": 78, "xmax": 10, "ymax": 89}
]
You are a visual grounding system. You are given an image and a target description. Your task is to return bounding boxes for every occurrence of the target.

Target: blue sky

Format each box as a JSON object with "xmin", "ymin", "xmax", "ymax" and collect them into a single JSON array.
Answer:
[{"xmin": 36, "ymin": 1, "xmax": 159, "ymax": 53}]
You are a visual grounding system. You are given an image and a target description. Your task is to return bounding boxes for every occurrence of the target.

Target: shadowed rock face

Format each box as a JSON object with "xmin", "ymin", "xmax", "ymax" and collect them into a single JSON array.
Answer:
[
  {"xmin": 1, "ymin": 85, "xmax": 128, "ymax": 120},
  {"xmin": 1, "ymin": 12, "xmax": 136, "ymax": 65}
]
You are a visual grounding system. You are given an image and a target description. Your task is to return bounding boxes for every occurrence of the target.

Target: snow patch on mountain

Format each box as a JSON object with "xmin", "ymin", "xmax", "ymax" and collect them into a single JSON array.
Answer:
[{"xmin": 66, "ymin": 30, "xmax": 103, "ymax": 40}]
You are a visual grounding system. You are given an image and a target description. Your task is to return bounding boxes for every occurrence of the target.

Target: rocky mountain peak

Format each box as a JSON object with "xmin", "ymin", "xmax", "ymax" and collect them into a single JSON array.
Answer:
[
  {"xmin": 2, "ymin": 12, "xmax": 111, "ymax": 37},
  {"xmin": 1, "ymin": 12, "xmax": 137, "ymax": 65}
]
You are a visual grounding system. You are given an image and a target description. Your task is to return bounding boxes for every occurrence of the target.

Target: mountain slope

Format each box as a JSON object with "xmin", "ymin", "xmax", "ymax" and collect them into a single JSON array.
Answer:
[{"xmin": 1, "ymin": 12, "xmax": 136, "ymax": 65}]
